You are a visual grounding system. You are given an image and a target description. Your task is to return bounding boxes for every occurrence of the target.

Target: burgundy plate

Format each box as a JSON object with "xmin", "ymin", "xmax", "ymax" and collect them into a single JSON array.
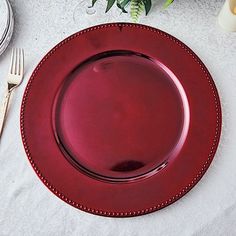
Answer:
[{"xmin": 21, "ymin": 23, "xmax": 221, "ymax": 217}]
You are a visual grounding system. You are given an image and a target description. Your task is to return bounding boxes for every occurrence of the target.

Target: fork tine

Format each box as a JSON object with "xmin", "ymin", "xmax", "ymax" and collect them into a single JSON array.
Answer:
[
  {"xmin": 9, "ymin": 48, "xmax": 14, "ymax": 74},
  {"xmin": 18, "ymin": 49, "xmax": 22, "ymax": 76},
  {"xmin": 12, "ymin": 48, "xmax": 17, "ymax": 75},
  {"xmin": 8, "ymin": 48, "xmax": 24, "ymax": 77},
  {"xmin": 16, "ymin": 48, "xmax": 20, "ymax": 75},
  {"xmin": 20, "ymin": 49, "xmax": 24, "ymax": 76}
]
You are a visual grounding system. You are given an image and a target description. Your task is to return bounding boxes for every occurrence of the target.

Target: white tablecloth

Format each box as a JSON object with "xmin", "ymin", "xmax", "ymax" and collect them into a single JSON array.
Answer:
[{"xmin": 0, "ymin": 0, "xmax": 236, "ymax": 235}]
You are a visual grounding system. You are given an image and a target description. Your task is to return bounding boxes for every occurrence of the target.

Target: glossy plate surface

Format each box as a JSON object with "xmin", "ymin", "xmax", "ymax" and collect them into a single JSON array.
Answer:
[{"xmin": 21, "ymin": 23, "xmax": 221, "ymax": 217}]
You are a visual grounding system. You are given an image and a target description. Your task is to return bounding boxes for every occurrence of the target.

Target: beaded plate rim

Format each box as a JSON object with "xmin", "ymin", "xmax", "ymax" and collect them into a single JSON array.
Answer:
[{"xmin": 20, "ymin": 23, "xmax": 222, "ymax": 217}]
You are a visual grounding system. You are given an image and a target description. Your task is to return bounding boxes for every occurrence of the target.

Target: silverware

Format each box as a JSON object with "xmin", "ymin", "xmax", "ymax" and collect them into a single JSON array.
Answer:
[{"xmin": 0, "ymin": 48, "xmax": 24, "ymax": 137}]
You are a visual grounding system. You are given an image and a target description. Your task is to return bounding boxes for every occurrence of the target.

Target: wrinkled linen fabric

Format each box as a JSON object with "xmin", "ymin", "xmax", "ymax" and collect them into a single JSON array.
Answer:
[{"xmin": 0, "ymin": 0, "xmax": 236, "ymax": 235}]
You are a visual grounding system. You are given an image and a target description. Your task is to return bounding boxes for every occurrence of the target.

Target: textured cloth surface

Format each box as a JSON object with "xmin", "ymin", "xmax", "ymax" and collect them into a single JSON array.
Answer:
[{"xmin": 0, "ymin": 0, "xmax": 236, "ymax": 235}]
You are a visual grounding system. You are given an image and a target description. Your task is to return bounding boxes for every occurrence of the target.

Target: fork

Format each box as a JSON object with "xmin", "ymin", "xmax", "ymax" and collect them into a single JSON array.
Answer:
[{"xmin": 0, "ymin": 48, "xmax": 24, "ymax": 138}]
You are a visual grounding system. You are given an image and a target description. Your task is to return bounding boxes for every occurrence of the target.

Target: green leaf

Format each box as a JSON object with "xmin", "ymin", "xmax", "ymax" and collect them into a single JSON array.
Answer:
[
  {"xmin": 92, "ymin": 0, "xmax": 98, "ymax": 7},
  {"xmin": 117, "ymin": 0, "xmax": 130, "ymax": 13},
  {"xmin": 106, "ymin": 0, "xmax": 116, "ymax": 12},
  {"xmin": 163, "ymin": 0, "xmax": 174, "ymax": 9},
  {"xmin": 142, "ymin": 0, "xmax": 151, "ymax": 15},
  {"xmin": 130, "ymin": 0, "xmax": 144, "ymax": 22}
]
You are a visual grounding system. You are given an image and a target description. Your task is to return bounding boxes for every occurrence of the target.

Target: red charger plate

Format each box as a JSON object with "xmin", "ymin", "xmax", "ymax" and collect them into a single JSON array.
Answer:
[{"xmin": 20, "ymin": 23, "xmax": 221, "ymax": 217}]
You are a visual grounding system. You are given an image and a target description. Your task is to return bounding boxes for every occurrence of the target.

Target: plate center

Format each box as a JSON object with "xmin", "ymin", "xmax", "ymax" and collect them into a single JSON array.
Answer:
[{"xmin": 53, "ymin": 51, "xmax": 189, "ymax": 182}]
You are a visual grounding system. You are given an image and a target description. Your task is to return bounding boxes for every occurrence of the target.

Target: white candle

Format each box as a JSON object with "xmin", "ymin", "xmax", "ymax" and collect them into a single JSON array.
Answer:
[{"xmin": 218, "ymin": 0, "xmax": 236, "ymax": 32}]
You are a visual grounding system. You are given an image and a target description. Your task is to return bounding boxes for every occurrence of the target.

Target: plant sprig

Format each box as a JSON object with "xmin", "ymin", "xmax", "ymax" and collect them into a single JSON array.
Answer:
[{"xmin": 92, "ymin": 0, "xmax": 174, "ymax": 22}]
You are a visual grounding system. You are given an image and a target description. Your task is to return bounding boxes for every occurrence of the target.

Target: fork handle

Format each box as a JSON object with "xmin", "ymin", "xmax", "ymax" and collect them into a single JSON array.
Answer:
[{"xmin": 0, "ymin": 89, "xmax": 12, "ymax": 138}]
